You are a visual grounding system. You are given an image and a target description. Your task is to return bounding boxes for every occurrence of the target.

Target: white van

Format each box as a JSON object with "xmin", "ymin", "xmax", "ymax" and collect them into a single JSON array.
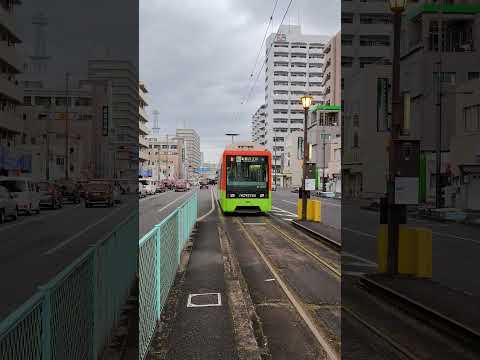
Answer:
[
  {"xmin": 139, "ymin": 178, "xmax": 156, "ymax": 195},
  {"xmin": 0, "ymin": 177, "xmax": 41, "ymax": 215}
]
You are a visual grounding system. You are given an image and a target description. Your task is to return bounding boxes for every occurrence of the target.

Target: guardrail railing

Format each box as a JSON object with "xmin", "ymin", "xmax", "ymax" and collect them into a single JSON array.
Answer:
[
  {"xmin": 139, "ymin": 191, "xmax": 198, "ymax": 360},
  {"xmin": 0, "ymin": 212, "xmax": 138, "ymax": 360}
]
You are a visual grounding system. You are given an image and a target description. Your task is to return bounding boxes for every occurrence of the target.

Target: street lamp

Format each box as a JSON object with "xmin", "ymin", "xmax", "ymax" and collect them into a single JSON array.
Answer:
[
  {"xmin": 300, "ymin": 94, "xmax": 313, "ymax": 221},
  {"xmin": 225, "ymin": 133, "xmax": 239, "ymax": 147},
  {"xmin": 386, "ymin": 0, "xmax": 407, "ymax": 275}
]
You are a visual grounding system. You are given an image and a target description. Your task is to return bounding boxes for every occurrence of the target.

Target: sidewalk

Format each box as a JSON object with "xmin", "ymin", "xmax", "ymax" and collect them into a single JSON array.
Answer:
[
  {"xmin": 148, "ymin": 210, "xmax": 237, "ymax": 360},
  {"xmin": 361, "ymin": 274, "xmax": 480, "ymax": 343}
]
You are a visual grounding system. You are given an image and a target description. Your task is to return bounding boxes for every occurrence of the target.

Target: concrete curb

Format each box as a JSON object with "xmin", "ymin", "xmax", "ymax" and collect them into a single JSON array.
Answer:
[
  {"xmin": 218, "ymin": 225, "xmax": 266, "ymax": 360},
  {"xmin": 359, "ymin": 276, "xmax": 480, "ymax": 347},
  {"xmin": 290, "ymin": 220, "xmax": 341, "ymax": 251}
]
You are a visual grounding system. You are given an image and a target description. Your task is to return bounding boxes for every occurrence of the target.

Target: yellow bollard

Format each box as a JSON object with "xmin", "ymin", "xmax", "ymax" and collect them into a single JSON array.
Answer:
[
  {"xmin": 377, "ymin": 224, "xmax": 388, "ymax": 273},
  {"xmin": 297, "ymin": 199, "xmax": 322, "ymax": 222},
  {"xmin": 377, "ymin": 225, "xmax": 432, "ymax": 278}
]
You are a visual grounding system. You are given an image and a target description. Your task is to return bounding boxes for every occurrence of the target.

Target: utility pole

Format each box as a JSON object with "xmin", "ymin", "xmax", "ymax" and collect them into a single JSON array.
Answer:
[
  {"xmin": 435, "ymin": 3, "xmax": 444, "ymax": 209},
  {"xmin": 65, "ymin": 72, "xmax": 70, "ymax": 180},
  {"xmin": 386, "ymin": 1, "xmax": 406, "ymax": 275},
  {"xmin": 323, "ymin": 134, "xmax": 327, "ymax": 193},
  {"xmin": 166, "ymin": 134, "xmax": 169, "ymax": 180}
]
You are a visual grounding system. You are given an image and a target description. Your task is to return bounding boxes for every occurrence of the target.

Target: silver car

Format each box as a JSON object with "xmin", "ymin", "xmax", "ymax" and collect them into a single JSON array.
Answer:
[
  {"xmin": 0, "ymin": 177, "xmax": 41, "ymax": 215},
  {"xmin": 0, "ymin": 185, "xmax": 18, "ymax": 223}
]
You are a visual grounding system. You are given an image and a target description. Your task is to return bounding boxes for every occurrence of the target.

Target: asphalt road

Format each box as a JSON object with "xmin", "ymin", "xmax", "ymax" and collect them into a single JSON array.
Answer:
[
  {"xmin": 0, "ymin": 195, "xmax": 137, "ymax": 321},
  {"xmin": 272, "ymin": 188, "xmax": 480, "ymax": 298}
]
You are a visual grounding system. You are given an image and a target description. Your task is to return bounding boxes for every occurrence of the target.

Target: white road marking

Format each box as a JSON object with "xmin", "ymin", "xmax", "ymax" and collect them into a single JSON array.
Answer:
[
  {"xmin": 44, "ymin": 204, "xmax": 126, "ymax": 255},
  {"xmin": 265, "ymin": 278, "xmax": 276, "ymax": 282},
  {"xmin": 0, "ymin": 203, "xmax": 82, "ymax": 233},
  {"xmin": 197, "ymin": 188, "xmax": 215, "ymax": 221},
  {"xmin": 139, "ymin": 190, "xmax": 172, "ymax": 203},
  {"xmin": 342, "ymin": 252, "xmax": 377, "ymax": 266},
  {"xmin": 156, "ymin": 191, "xmax": 192, "ymax": 213},
  {"xmin": 187, "ymin": 293, "xmax": 222, "ymax": 308},
  {"xmin": 343, "ymin": 227, "xmax": 376, "ymax": 238},
  {"xmin": 282, "ymin": 200, "xmax": 297, "ymax": 205},
  {"xmin": 272, "ymin": 206, "xmax": 297, "ymax": 217}
]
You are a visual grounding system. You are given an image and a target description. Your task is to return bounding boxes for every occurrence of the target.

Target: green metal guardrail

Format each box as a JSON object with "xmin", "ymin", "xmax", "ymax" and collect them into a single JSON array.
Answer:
[
  {"xmin": 0, "ymin": 212, "xmax": 138, "ymax": 359},
  {"xmin": 139, "ymin": 191, "xmax": 198, "ymax": 360}
]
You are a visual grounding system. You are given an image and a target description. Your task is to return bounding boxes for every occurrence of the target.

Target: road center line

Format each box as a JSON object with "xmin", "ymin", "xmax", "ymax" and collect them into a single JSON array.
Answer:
[
  {"xmin": 157, "ymin": 191, "xmax": 192, "ymax": 213},
  {"xmin": 44, "ymin": 204, "xmax": 126, "ymax": 255}
]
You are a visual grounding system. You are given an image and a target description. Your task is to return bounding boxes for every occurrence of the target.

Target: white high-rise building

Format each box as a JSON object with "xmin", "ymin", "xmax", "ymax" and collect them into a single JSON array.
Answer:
[
  {"xmin": 251, "ymin": 104, "xmax": 267, "ymax": 145},
  {"xmin": 0, "ymin": 0, "xmax": 24, "ymax": 173},
  {"xmin": 176, "ymin": 128, "xmax": 200, "ymax": 180},
  {"xmin": 262, "ymin": 25, "xmax": 329, "ymax": 183}
]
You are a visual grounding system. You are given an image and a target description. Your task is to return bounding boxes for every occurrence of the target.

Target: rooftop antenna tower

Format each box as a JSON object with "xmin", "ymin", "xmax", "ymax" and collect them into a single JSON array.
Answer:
[
  {"xmin": 30, "ymin": 12, "xmax": 51, "ymax": 74},
  {"xmin": 152, "ymin": 109, "xmax": 160, "ymax": 136}
]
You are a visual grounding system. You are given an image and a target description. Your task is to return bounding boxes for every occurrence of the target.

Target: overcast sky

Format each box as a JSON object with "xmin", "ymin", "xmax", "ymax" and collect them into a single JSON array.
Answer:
[{"xmin": 140, "ymin": 0, "xmax": 340, "ymax": 163}]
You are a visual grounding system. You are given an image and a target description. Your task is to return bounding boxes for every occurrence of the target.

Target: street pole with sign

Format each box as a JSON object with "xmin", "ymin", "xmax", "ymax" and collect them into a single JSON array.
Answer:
[
  {"xmin": 301, "ymin": 95, "xmax": 313, "ymax": 221},
  {"xmin": 386, "ymin": 0, "xmax": 407, "ymax": 275},
  {"xmin": 65, "ymin": 72, "xmax": 70, "ymax": 180}
]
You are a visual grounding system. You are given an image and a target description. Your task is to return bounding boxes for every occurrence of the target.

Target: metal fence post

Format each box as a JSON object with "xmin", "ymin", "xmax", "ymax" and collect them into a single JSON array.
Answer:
[
  {"xmin": 155, "ymin": 225, "xmax": 161, "ymax": 321},
  {"xmin": 40, "ymin": 286, "xmax": 52, "ymax": 360},
  {"xmin": 89, "ymin": 246, "xmax": 99, "ymax": 360}
]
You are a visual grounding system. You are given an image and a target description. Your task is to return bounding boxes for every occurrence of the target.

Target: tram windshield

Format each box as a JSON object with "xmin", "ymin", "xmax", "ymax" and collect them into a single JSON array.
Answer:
[{"xmin": 226, "ymin": 155, "xmax": 268, "ymax": 190}]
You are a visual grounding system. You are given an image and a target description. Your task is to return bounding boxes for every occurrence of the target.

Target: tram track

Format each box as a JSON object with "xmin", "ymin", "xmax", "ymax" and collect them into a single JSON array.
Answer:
[{"xmin": 232, "ymin": 215, "xmax": 340, "ymax": 360}]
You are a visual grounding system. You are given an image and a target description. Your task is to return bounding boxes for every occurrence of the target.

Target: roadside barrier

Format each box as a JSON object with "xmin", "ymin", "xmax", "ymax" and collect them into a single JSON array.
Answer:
[
  {"xmin": 139, "ymin": 191, "xmax": 198, "ymax": 360},
  {"xmin": 0, "ymin": 213, "xmax": 138, "ymax": 360}
]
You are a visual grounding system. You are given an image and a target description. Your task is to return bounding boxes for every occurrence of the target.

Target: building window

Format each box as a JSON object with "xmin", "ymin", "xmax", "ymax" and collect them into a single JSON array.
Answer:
[
  {"xmin": 468, "ymin": 72, "xmax": 480, "ymax": 80},
  {"xmin": 464, "ymin": 104, "xmax": 480, "ymax": 132},
  {"xmin": 341, "ymin": 13, "xmax": 353, "ymax": 24},
  {"xmin": 433, "ymin": 72, "xmax": 456, "ymax": 86}
]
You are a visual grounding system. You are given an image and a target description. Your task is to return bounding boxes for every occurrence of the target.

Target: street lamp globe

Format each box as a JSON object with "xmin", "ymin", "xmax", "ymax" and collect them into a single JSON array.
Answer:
[
  {"xmin": 388, "ymin": 0, "xmax": 407, "ymax": 13},
  {"xmin": 300, "ymin": 95, "xmax": 313, "ymax": 110}
]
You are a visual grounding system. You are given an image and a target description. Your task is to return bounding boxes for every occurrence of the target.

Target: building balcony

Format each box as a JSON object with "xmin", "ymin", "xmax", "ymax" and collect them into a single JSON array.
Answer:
[
  {"xmin": 139, "ymin": 121, "xmax": 150, "ymax": 135},
  {"xmin": 139, "ymin": 135, "xmax": 149, "ymax": 148},
  {"xmin": 0, "ymin": 75, "xmax": 23, "ymax": 103},
  {"xmin": 0, "ymin": 110, "xmax": 23, "ymax": 133},
  {"xmin": 0, "ymin": 42, "xmax": 22, "ymax": 72},
  {"xmin": 273, "ymin": 75, "xmax": 289, "ymax": 82},
  {"xmin": 0, "ymin": 5, "xmax": 20, "ymax": 41},
  {"xmin": 139, "ymin": 106, "xmax": 149, "ymax": 121}
]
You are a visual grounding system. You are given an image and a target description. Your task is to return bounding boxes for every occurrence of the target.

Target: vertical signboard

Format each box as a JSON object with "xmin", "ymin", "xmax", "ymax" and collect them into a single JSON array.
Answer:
[
  {"xmin": 102, "ymin": 105, "xmax": 109, "ymax": 136},
  {"xmin": 376, "ymin": 78, "xmax": 391, "ymax": 132}
]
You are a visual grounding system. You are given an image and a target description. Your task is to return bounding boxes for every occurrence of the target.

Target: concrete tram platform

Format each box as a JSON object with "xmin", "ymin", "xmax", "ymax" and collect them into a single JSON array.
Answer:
[
  {"xmin": 360, "ymin": 273, "xmax": 480, "ymax": 348},
  {"xmin": 147, "ymin": 207, "xmax": 238, "ymax": 359}
]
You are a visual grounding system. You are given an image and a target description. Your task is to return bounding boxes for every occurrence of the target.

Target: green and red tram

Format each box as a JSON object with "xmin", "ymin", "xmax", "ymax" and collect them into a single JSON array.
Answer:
[{"xmin": 218, "ymin": 144, "xmax": 272, "ymax": 213}]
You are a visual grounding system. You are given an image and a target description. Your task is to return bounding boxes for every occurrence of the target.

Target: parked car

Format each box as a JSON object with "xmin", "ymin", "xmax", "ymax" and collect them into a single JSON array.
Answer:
[
  {"xmin": 156, "ymin": 182, "xmax": 166, "ymax": 193},
  {"xmin": 139, "ymin": 179, "xmax": 156, "ymax": 195},
  {"xmin": 0, "ymin": 185, "xmax": 18, "ymax": 223},
  {"xmin": 56, "ymin": 180, "xmax": 81, "ymax": 204},
  {"xmin": 85, "ymin": 182, "xmax": 114, "ymax": 207},
  {"xmin": 199, "ymin": 179, "xmax": 208, "ymax": 189},
  {"xmin": 175, "ymin": 180, "xmax": 188, "ymax": 192},
  {"xmin": 113, "ymin": 183, "xmax": 121, "ymax": 203},
  {"xmin": 0, "ymin": 177, "xmax": 41, "ymax": 215},
  {"xmin": 37, "ymin": 181, "xmax": 63, "ymax": 209},
  {"xmin": 138, "ymin": 183, "xmax": 147, "ymax": 198}
]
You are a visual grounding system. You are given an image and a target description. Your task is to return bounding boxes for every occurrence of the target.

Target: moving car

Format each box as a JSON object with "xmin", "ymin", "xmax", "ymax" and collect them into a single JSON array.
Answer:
[
  {"xmin": 84, "ymin": 182, "xmax": 114, "ymax": 207},
  {"xmin": 175, "ymin": 180, "xmax": 188, "ymax": 192},
  {"xmin": 37, "ymin": 181, "xmax": 63, "ymax": 209},
  {"xmin": 0, "ymin": 177, "xmax": 41, "ymax": 215},
  {"xmin": 138, "ymin": 183, "xmax": 147, "ymax": 198},
  {"xmin": 0, "ymin": 185, "xmax": 18, "ymax": 223},
  {"xmin": 199, "ymin": 179, "xmax": 208, "ymax": 189}
]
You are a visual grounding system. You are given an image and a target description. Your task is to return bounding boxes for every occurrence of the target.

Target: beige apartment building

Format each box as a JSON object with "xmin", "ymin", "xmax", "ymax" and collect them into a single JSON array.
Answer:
[{"xmin": 145, "ymin": 135, "xmax": 185, "ymax": 181}]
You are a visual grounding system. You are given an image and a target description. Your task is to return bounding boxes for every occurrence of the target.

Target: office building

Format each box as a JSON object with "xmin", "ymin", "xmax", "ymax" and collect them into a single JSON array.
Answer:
[
  {"xmin": 176, "ymin": 128, "xmax": 200, "ymax": 180},
  {"xmin": 145, "ymin": 135, "xmax": 185, "ymax": 181}
]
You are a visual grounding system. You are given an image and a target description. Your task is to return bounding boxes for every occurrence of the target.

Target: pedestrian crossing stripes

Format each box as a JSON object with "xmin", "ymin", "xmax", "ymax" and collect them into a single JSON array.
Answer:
[{"xmin": 271, "ymin": 206, "xmax": 298, "ymax": 222}]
